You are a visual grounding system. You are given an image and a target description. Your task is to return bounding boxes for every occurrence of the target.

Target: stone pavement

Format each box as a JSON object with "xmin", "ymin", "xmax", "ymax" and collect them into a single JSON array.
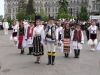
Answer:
[{"xmin": 0, "ymin": 30, "xmax": 100, "ymax": 75}]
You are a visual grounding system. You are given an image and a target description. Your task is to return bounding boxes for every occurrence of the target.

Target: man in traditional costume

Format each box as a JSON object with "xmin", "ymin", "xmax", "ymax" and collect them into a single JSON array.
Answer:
[
  {"xmin": 25, "ymin": 22, "xmax": 34, "ymax": 55},
  {"xmin": 71, "ymin": 24, "xmax": 84, "ymax": 58},
  {"xmin": 45, "ymin": 17, "xmax": 57, "ymax": 65}
]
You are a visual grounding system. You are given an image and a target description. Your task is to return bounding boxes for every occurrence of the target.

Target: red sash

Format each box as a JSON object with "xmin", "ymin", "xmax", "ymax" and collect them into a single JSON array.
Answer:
[{"xmin": 27, "ymin": 26, "xmax": 34, "ymax": 39}]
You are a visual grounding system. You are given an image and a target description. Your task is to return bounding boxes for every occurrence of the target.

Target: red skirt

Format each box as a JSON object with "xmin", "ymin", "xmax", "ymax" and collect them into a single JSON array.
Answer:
[
  {"xmin": 18, "ymin": 35, "xmax": 24, "ymax": 49},
  {"xmin": 64, "ymin": 38, "xmax": 70, "ymax": 53}
]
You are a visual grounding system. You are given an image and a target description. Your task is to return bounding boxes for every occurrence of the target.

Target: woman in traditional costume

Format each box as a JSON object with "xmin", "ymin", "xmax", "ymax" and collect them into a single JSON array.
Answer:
[
  {"xmin": 63, "ymin": 23, "xmax": 71, "ymax": 58},
  {"xmin": 88, "ymin": 21, "xmax": 98, "ymax": 51},
  {"xmin": 25, "ymin": 22, "xmax": 34, "ymax": 55},
  {"xmin": 18, "ymin": 20, "xmax": 25, "ymax": 54},
  {"xmin": 12, "ymin": 21, "xmax": 19, "ymax": 46},
  {"xmin": 32, "ymin": 16, "xmax": 45, "ymax": 64}
]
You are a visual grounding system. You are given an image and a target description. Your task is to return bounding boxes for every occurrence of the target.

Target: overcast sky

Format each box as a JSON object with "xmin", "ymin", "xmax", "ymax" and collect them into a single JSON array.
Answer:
[{"xmin": 0, "ymin": 0, "xmax": 4, "ymax": 16}]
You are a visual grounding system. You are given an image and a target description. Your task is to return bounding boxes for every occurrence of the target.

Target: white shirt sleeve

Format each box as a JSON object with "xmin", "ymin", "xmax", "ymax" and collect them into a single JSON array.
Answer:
[{"xmin": 81, "ymin": 31, "xmax": 84, "ymax": 44}]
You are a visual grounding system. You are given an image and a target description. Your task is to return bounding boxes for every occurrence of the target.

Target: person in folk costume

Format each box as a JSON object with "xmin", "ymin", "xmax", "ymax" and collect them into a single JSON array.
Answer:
[
  {"xmin": 88, "ymin": 21, "xmax": 98, "ymax": 51},
  {"xmin": 56, "ymin": 20, "xmax": 64, "ymax": 53},
  {"xmin": 63, "ymin": 23, "xmax": 71, "ymax": 58},
  {"xmin": 84, "ymin": 21, "xmax": 91, "ymax": 41},
  {"xmin": 45, "ymin": 17, "xmax": 57, "ymax": 65},
  {"xmin": 18, "ymin": 20, "xmax": 26, "ymax": 54},
  {"xmin": 32, "ymin": 16, "xmax": 45, "ymax": 64},
  {"xmin": 3, "ymin": 19, "xmax": 9, "ymax": 35},
  {"xmin": 71, "ymin": 24, "xmax": 84, "ymax": 58},
  {"xmin": 12, "ymin": 20, "xmax": 19, "ymax": 46},
  {"xmin": 23, "ymin": 20, "xmax": 30, "ymax": 29},
  {"xmin": 25, "ymin": 22, "xmax": 34, "ymax": 55}
]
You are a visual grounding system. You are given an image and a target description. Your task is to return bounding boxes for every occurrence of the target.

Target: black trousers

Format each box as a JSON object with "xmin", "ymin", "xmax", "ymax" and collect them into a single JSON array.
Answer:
[{"xmin": 85, "ymin": 30, "xmax": 89, "ymax": 40}]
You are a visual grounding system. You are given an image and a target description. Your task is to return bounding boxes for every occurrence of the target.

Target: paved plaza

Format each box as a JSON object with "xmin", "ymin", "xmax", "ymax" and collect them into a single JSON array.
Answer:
[{"xmin": 0, "ymin": 30, "xmax": 100, "ymax": 75}]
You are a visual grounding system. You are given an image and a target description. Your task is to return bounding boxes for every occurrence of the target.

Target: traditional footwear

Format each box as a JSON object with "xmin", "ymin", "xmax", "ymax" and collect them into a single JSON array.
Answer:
[
  {"xmin": 64, "ymin": 53, "xmax": 69, "ymax": 58},
  {"xmin": 51, "ymin": 56, "xmax": 55, "ymax": 65},
  {"xmin": 77, "ymin": 49, "xmax": 80, "ymax": 58},
  {"xmin": 34, "ymin": 57, "xmax": 40, "ymax": 64},
  {"xmin": 90, "ymin": 48, "xmax": 95, "ymax": 51},
  {"xmin": 47, "ymin": 55, "xmax": 51, "ymax": 65},
  {"xmin": 20, "ymin": 49, "xmax": 24, "ymax": 54},
  {"xmin": 27, "ymin": 47, "xmax": 32, "ymax": 55},
  {"xmin": 74, "ymin": 49, "xmax": 78, "ymax": 58},
  {"xmin": 27, "ymin": 53, "xmax": 31, "ymax": 55},
  {"xmin": 47, "ymin": 52, "xmax": 52, "ymax": 65},
  {"xmin": 51, "ymin": 52, "xmax": 56, "ymax": 65},
  {"xmin": 34, "ymin": 61, "xmax": 40, "ymax": 64}
]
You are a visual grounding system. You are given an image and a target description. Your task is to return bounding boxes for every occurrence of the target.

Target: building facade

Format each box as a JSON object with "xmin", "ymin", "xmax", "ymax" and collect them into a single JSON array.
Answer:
[
  {"xmin": 88, "ymin": 0, "xmax": 100, "ymax": 14},
  {"xmin": 5, "ymin": 0, "xmax": 99, "ymax": 20},
  {"xmin": 4, "ymin": 0, "xmax": 19, "ymax": 19},
  {"xmin": 68, "ymin": 0, "xmax": 89, "ymax": 16},
  {"xmin": 34, "ymin": 0, "xmax": 59, "ymax": 17}
]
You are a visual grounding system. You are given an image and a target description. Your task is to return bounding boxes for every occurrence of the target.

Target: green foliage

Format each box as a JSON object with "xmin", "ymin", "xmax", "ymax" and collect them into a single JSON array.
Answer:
[
  {"xmin": 26, "ymin": 14, "xmax": 35, "ymax": 22},
  {"xmin": 26, "ymin": 0, "xmax": 35, "ymax": 21},
  {"xmin": 18, "ymin": 0, "xmax": 27, "ymax": 12},
  {"xmin": 16, "ymin": 11, "xmax": 26, "ymax": 21},
  {"xmin": 56, "ymin": 0, "xmax": 70, "ymax": 19},
  {"xmin": 26, "ymin": 0, "xmax": 35, "ymax": 15},
  {"xmin": 58, "ymin": 0, "xmax": 68, "ymax": 12},
  {"xmin": 57, "ymin": 8, "xmax": 69, "ymax": 19},
  {"xmin": 78, "ymin": 6, "xmax": 89, "ymax": 21},
  {"xmin": 37, "ymin": 8, "xmax": 48, "ymax": 21},
  {"xmin": 7, "ymin": 17, "xmax": 14, "ymax": 28}
]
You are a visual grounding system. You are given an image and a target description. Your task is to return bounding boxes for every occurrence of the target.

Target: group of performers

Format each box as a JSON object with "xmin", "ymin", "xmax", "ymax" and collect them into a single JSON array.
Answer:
[{"xmin": 10, "ymin": 15, "xmax": 98, "ymax": 65}]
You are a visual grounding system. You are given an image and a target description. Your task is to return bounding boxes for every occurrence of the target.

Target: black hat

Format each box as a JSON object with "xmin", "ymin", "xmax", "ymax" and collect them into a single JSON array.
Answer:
[
  {"xmin": 49, "ymin": 16, "xmax": 55, "ymax": 20},
  {"xmin": 35, "ymin": 15, "xmax": 41, "ymax": 21}
]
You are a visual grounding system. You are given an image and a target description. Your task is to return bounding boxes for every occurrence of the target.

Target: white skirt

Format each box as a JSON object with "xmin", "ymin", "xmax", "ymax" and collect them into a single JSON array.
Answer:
[{"xmin": 88, "ymin": 39, "xmax": 98, "ymax": 45}]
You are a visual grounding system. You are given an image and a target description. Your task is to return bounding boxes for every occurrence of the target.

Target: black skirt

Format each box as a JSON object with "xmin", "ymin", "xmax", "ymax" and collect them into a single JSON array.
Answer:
[
  {"xmin": 90, "ymin": 34, "xmax": 97, "ymax": 40},
  {"xmin": 12, "ymin": 32, "xmax": 17, "ymax": 37},
  {"xmin": 33, "ymin": 35, "xmax": 44, "ymax": 56}
]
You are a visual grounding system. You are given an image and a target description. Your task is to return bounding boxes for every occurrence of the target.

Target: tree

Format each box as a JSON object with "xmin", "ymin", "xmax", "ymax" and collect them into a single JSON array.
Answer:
[
  {"xmin": 26, "ymin": 0, "xmax": 35, "ymax": 21},
  {"xmin": 78, "ymin": 6, "xmax": 89, "ymax": 21},
  {"xmin": 56, "ymin": 0, "xmax": 69, "ymax": 19},
  {"xmin": 16, "ymin": 12, "xmax": 26, "ymax": 21},
  {"xmin": 17, "ymin": 0, "xmax": 27, "ymax": 21},
  {"xmin": 37, "ymin": 8, "xmax": 48, "ymax": 21},
  {"xmin": 18, "ymin": 0, "xmax": 27, "ymax": 12}
]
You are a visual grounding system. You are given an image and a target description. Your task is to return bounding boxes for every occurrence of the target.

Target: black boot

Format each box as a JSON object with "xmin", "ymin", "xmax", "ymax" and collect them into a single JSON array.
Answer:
[
  {"xmin": 77, "ymin": 49, "xmax": 80, "ymax": 58},
  {"xmin": 47, "ymin": 52, "xmax": 51, "ymax": 65},
  {"xmin": 51, "ymin": 56, "xmax": 55, "ymax": 65},
  {"xmin": 64, "ymin": 53, "xmax": 69, "ymax": 58},
  {"xmin": 20, "ymin": 49, "xmax": 24, "ymax": 54},
  {"xmin": 27, "ymin": 47, "xmax": 32, "ymax": 55},
  {"xmin": 47, "ymin": 55, "xmax": 51, "ymax": 65},
  {"xmin": 51, "ymin": 52, "xmax": 56, "ymax": 65},
  {"xmin": 74, "ymin": 49, "xmax": 78, "ymax": 58}
]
